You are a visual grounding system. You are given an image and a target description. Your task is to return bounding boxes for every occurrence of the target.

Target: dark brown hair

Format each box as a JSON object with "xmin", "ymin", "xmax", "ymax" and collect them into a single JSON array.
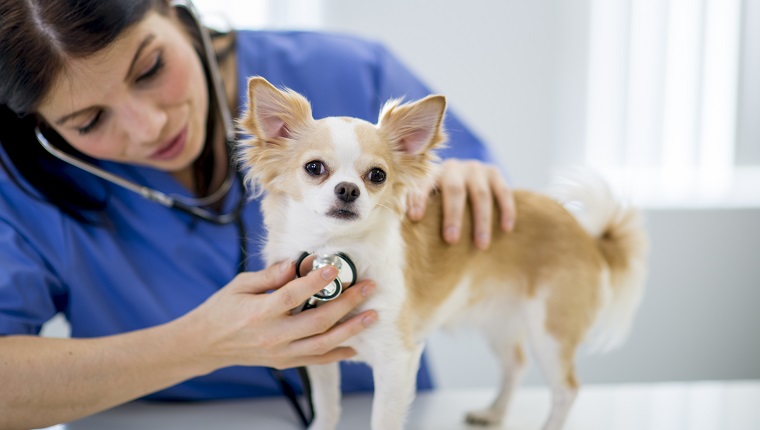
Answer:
[{"xmin": 0, "ymin": 0, "xmax": 223, "ymax": 222}]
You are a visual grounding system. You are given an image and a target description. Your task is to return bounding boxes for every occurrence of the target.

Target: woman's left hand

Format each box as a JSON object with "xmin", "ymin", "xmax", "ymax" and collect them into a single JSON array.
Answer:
[{"xmin": 407, "ymin": 159, "xmax": 516, "ymax": 250}]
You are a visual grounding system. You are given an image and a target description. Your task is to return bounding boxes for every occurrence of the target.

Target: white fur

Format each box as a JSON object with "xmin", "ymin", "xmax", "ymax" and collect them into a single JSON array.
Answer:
[
  {"xmin": 310, "ymin": 119, "xmax": 371, "ymax": 218},
  {"xmin": 548, "ymin": 169, "xmax": 618, "ymax": 238},
  {"xmin": 460, "ymin": 291, "xmax": 527, "ymax": 426},
  {"xmin": 522, "ymin": 294, "xmax": 579, "ymax": 430}
]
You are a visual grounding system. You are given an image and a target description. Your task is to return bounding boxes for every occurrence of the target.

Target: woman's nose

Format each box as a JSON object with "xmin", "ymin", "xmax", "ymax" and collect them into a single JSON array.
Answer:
[{"xmin": 120, "ymin": 97, "xmax": 167, "ymax": 144}]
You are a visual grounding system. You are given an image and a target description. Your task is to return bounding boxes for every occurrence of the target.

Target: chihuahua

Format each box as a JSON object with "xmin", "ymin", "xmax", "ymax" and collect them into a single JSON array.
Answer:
[{"xmin": 237, "ymin": 76, "xmax": 648, "ymax": 430}]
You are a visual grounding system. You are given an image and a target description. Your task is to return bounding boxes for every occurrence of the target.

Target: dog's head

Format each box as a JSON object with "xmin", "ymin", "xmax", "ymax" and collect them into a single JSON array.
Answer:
[{"xmin": 237, "ymin": 76, "xmax": 446, "ymax": 227}]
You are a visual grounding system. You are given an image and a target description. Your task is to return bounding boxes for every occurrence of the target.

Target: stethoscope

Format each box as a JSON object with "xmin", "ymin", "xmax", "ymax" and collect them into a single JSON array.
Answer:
[
  {"xmin": 296, "ymin": 252, "xmax": 358, "ymax": 309},
  {"xmin": 34, "ymin": 0, "xmax": 241, "ymax": 226}
]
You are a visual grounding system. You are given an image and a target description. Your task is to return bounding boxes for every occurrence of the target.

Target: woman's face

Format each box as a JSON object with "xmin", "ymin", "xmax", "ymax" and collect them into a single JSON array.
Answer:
[{"xmin": 36, "ymin": 10, "xmax": 208, "ymax": 173}]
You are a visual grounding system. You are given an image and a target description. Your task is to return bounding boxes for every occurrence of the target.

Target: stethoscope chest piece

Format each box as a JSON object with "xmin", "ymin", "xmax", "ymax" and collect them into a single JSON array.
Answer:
[{"xmin": 296, "ymin": 252, "xmax": 357, "ymax": 307}]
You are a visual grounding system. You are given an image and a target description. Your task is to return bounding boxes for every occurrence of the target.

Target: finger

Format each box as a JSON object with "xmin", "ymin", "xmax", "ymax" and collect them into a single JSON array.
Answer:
[
  {"xmin": 287, "ymin": 281, "xmax": 376, "ymax": 339},
  {"xmin": 267, "ymin": 265, "xmax": 339, "ymax": 313},
  {"xmin": 488, "ymin": 168, "xmax": 516, "ymax": 232},
  {"xmin": 407, "ymin": 176, "xmax": 435, "ymax": 221},
  {"xmin": 274, "ymin": 347, "xmax": 358, "ymax": 369},
  {"xmin": 231, "ymin": 260, "xmax": 295, "ymax": 294},
  {"xmin": 296, "ymin": 254, "xmax": 317, "ymax": 279},
  {"xmin": 300, "ymin": 347, "xmax": 358, "ymax": 366},
  {"xmin": 439, "ymin": 166, "xmax": 467, "ymax": 244},
  {"xmin": 288, "ymin": 310, "xmax": 378, "ymax": 357},
  {"xmin": 466, "ymin": 168, "xmax": 494, "ymax": 250},
  {"xmin": 406, "ymin": 189, "xmax": 428, "ymax": 221}
]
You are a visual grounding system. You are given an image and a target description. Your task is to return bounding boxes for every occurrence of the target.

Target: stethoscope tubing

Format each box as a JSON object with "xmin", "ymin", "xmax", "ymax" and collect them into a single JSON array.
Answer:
[{"xmin": 35, "ymin": 128, "xmax": 243, "ymax": 225}]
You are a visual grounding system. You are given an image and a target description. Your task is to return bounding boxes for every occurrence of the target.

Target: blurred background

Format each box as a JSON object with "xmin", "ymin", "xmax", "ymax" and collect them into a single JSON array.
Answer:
[{"xmin": 46, "ymin": 0, "xmax": 760, "ymax": 390}]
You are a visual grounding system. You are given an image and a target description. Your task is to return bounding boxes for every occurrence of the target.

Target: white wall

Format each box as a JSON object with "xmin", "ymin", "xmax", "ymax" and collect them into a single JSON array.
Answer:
[{"xmin": 321, "ymin": 0, "xmax": 561, "ymax": 189}]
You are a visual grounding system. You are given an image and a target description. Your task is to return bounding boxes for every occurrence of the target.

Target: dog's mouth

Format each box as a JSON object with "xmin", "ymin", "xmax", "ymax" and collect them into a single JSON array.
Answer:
[{"xmin": 326, "ymin": 208, "xmax": 360, "ymax": 221}]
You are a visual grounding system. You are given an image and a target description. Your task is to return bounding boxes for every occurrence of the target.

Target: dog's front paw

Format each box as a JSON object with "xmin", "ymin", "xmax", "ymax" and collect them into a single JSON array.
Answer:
[{"xmin": 465, "ymin": 408, "xmax": 503, "ymax": 427}]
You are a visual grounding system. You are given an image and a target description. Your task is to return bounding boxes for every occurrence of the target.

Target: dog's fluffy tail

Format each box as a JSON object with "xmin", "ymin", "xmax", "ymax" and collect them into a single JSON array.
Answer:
[{"xmin": 548, "ymin": 170, "xmax": 649, "ymax": 353}]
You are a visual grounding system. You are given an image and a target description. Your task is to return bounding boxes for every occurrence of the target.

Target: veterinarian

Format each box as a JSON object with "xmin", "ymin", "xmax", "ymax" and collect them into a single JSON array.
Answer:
[{"xmin": 0, "ymin": 0, "xmax": 516, "ymax": 428}]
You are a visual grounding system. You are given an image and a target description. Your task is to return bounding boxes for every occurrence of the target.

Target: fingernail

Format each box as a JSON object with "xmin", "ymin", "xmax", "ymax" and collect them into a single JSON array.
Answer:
[
  {"xmin": 413, "ymin": 204, "xmax": 424, "ymax": 220},
  {"xmin": 506, "ymin": 219, "xmax": 515, "ymax": 233},
  {"xmin": 321, "ymin": 265, "xmax": 338, "ymax": 280},
  {"xmin": 362, "ymin": 312, "xmax": 378, "ymax": 327},
  {"xmin": 477, "ymin": 232, "xmax": 490, "ymax": 249},
  {"xmin": 361, "ymin": 282, "xmax": 376, "ymax": 297},
  {"xmin": 280, "ymin": 260, "xmax": 293, "ymax": 273},
  {"xmin": 444, "ymin": 225, "xmax": 459, "ymax": 242}
]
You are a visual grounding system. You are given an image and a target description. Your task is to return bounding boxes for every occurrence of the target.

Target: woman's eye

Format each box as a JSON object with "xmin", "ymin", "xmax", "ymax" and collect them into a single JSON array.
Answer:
[
  {"xmin": 136, "ymin": 53, "xmax": 165, "ymax": 83},
  {"xmin": 367, "ymin": 168, "xmax": 386, "ymax": 184},
  {"xmin": 76, "ymin": 110, "xmax": 103, "ymax": 135},
  {"xmin": 304, "ymin": 160, "xmax": 327, "ymax": 176}
]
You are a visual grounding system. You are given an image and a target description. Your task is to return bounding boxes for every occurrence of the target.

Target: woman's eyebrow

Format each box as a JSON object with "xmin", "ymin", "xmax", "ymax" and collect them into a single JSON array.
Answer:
[
  {"xmin": 55, "ymin": 107, "xmax": 96, "ymax": 126},
  {"xmin": 125, "ymin": 34, "xmax": 156, "ymax": 81},
  {"xmin": 54, "ymin": 34, "xmax": 157, "ymax": 126}
]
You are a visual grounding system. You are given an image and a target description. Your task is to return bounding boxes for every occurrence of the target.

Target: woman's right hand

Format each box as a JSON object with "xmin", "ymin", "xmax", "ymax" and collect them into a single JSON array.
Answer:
[
  {"xmin": 181, "ymin": 260, "xmax": 377, "ymax": 371},
  {"xmin": 0, "ymin": 261, "xmax": 375, "ymax": 429}
]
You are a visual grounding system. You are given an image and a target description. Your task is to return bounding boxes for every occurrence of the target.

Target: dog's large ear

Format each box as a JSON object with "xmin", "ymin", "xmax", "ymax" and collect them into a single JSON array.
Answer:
[
  {"xmin": 377, "ymin": 95, "xmax": 447, "ymax": 156},
  {"xmin": 239, "ymin": 76, "xmax": 313, "ymax": 144}
]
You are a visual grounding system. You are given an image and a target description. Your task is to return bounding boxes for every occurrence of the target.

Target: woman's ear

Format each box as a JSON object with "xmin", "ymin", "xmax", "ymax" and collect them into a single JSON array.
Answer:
[
  {"xmin": 378, "ymin": 95, "xmax": 447, "ymax": 156},
  {"xmin": 239, "ymin": 76, "xmax": 314, "ymax": 144}
]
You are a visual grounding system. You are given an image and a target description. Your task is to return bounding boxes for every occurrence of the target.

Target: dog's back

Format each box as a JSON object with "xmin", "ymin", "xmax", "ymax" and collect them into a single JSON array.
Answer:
[{"xmin": 399, "ymin": 174, "xmax": 647, "ymax": 429}]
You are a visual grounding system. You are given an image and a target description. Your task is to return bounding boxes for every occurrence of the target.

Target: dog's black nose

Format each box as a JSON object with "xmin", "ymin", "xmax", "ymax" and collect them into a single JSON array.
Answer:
[{"xmin": 334, "ymin": 182, "xmax": 360, "ymax": 203}]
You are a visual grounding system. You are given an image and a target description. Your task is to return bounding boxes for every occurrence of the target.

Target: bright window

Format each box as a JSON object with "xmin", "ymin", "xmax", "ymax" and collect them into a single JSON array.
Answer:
[
  {"xmin": 585, "ymin": 0, "xmax": 758, "ymax": 208},
  {"xmin": 192, "ymin": 0, "xmax": 323, "ymax": 30}
]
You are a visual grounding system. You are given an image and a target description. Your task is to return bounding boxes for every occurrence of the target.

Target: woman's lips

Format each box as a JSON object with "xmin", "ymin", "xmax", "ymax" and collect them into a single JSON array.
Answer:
[{"xmin": 150, "ymin": 126, "xmax": 187, "ymax": 161}]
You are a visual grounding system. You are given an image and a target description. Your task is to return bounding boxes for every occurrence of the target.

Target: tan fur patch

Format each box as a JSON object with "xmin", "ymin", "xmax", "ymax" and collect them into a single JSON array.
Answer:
[
  {"xmin": 237, "ymin": 78, "xmax": 318, "ymax": 197},
  {"xmin": 398, "ymin": 190, "xmax": 606, "ymax": 371},
  {"xmin": 353, "ymin": 122, "xmax": 394, "ymax": 174}
]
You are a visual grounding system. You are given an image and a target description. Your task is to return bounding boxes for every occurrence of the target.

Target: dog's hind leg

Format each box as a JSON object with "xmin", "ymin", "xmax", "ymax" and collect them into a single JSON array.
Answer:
[
  {"xmin": 524, "ymin": 298, "xmax": 579, "ymax": 430},
  {"xmin": 465, "ymin": 310, "xmax": 527, "ymax": 427},
  {"xmin": 369, "ymin": 342, "xmax": 424, "ymax": 430},
  {"xmin": 306, "ymin": 362, "xmax": 341, "ymax": 430}
]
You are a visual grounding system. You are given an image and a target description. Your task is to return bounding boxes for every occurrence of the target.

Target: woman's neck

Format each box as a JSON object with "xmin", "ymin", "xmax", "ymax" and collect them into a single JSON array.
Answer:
[{"xmin": 171, "ymin": 168, "xmax": 196, "ymax": 192}]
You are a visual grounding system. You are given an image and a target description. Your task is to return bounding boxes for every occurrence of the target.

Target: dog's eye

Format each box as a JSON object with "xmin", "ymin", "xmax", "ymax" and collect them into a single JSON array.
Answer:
[
  {"xmin": 304, "ymin": 160, "xmax": 327, "ymax": 176},
  {"xmin": 367, "ymin": 168, "xmax": 386, "ymax": 184}
]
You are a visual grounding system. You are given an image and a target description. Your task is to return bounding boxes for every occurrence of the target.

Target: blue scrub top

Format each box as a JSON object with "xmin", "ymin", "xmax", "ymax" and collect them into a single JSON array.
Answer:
[{"xmin": 0, "ymin": 31, "xmax": 495, "ymax": 401}]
